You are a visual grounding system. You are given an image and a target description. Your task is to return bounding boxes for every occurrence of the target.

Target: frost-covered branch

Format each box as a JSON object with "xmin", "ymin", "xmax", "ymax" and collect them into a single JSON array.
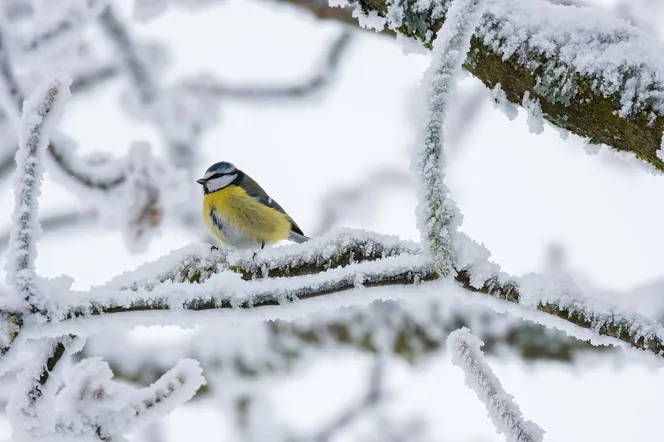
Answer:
[
  {"xmin": 0, "ymin": 24, "xmax": 128, "ymax": 192},
  {"xmin": 311, "ymin": 168, "xmax": 412, "ymax": 236},
  {"xmin": 98, "ymin": 5, "xmax": 203, "ymax": 171},
  {"xmin": 5, "ymin": 77, "xmax": 70, "ymax": 314},
  {"xmin": 8, "ymin": 337, "xmax": 206, "ymax": 440},
  {"xmin": 413, "ymin": 0, "xmax": 484, "ymax": 274},
  {"xmin": 183, "ymin": 30, "xmax": 353, "ymax": 100},
  {"xmin": 283, "ymin": 0, "xmax": 664, "ymax": 171},
  {"xmin": 20, "ymin": 230, "xmax": 663, "ymax": 360},
  {"xmin": 0, "ymin": 208, "xmax": 98, "ymax": 252},
  {"xmin": 9, "ymin": 0, "xmax": 109, "ymax": 57},
  {"xmin": 97, "ymin": 6, "xmax": 156, "ymax": 104},
  {"xmin": 77, "ymin": 297, "xmax": 599, "ymax": 396},
  {"xmin": 309, "ymin": 358, "xmax": 385, "ymax": 442},
  {"xmin": 448, "ymin": 328, "xmax": 544, "ymax": 442},
  {"xmin": 7, "ymin": 337, "xmax": 70, "ymax": 434}
]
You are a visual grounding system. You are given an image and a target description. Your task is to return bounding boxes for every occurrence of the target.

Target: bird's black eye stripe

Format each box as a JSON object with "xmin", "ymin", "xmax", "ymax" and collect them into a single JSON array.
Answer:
[{"xmin": 206, "ymin": 173, "xmax": 226, "ymax": 180}]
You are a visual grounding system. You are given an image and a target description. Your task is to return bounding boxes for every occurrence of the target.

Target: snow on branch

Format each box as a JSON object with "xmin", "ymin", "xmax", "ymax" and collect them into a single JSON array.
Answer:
[
  {"xmin": 8, "ymin": 338, "xmax": 206, "ymax": 439},
  {"xmin": 448, "ymin": 327, "xmax": 544, "ymax": 442},
  {"xmin": 0, "ymin": 24, "xmax": 128, "ymax": 193},
  {"xmin": 98, "ymin": 5, "xmax": 206, "ymax": 171},
  {"xmin": 306, "ymin": 0, "xmax": 664, "ymax": 171},
  {"xmin": 7, "ymin": 0, "xmax": 109, "ymax": 58},
  {"xmin": 97, "ymin": 6, "xmax": 156, "ymax": 104},
  {"xmin": 7, "ymin": 229, "xmax": 658, "ymax": 361},
  {"xmin": 58, "ymin": 358, "xmax": 206, "ymax": 439},
  {"xmin": 5, "ymin": 76, "xmax": 71, "ymax": 314},
  {"xmin": 182, "ymin": 29, "xmax": 353, "ymax": 101},
  {"xmin": 413, "ymin": 0, "xmax": 485, "ymax": 274},
  {"xmin": 133, "ymin": 0, "xmax": 224, "ymax": 22},
  {"xmin": 80, "ymin": 297, "xmax": 600, "ymax": 394}
]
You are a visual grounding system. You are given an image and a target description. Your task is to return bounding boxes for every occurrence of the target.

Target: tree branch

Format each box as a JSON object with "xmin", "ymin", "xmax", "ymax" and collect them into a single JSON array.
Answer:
[
  {"xmin": 26, "ymin": 230, "xmax": 661, "ymax": 360},
  {"xmin": 280, "ymin": 0, "xmax": 664, "ymax": 171},
  {"xmin": 5, "ymin": 77, "xmax": 71, "ymax": 314},
  {"xmin": 448, "ymin": 327, "xmax": 544, "ymax": 442},
  {"xmin": 0, "ymin": 208, "xmax": 98, "ymax": 253},
  {"xmin": 182, "ymin": 30, "xmax": 354, "ymax": 100}
]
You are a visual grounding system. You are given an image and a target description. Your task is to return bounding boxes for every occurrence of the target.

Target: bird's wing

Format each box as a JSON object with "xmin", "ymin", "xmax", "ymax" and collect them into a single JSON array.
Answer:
[{"xmin": 240, "ymin": 174, "xmax": 306, "ymax": 236}]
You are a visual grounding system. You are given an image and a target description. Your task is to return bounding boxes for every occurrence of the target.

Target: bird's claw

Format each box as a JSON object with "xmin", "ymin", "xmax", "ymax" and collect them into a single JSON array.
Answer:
[{"xmin": 210, "ymin": 245, "xmax": 219, "ymax": 251}]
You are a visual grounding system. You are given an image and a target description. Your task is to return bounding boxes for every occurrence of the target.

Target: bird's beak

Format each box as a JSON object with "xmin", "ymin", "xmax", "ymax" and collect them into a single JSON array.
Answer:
[{"xmin": 196, "ymin": 178, "xmax": 206, "ymax": 185}]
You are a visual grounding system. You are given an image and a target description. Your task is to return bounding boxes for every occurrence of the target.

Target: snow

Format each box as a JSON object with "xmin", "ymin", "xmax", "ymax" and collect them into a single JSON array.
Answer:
[
  {"xmin": 0, "ymin": 0, "xmax": 663, "ymax": 440},
  {"xmin": 521, "ymin": 91, "xmax": 544, "ymax": 135},
  {"xmin": 490, "ymin": 83, "xmax": 518, "ymax": 121},
  {"xmin": 133, "ymin": 0, "xmax": 225, "ymax": 22},
  {"xmin": 4, "ymin": 76, "xmax": 71, "ymax": 313},
  {"xmin": 412, "ymin": 0, "xmax": 486, "ymax": 274},
  {"xmin": 10, "ymin": 349, "xmax": 205, "ymax": 440},
  {"xmin": 367, "ymin": 0, "xmax": 664, "ymax": 118},
  {"xmin": 448, "ymin": 327, "xmax": 544, "ymax": 442},
  {"xmin": 5, "ymin": 0, "xmax": 108, "ymax": 60},
  {"xmin": 476, "ymin": 0, "xmax": 664, "ymax": 118}
]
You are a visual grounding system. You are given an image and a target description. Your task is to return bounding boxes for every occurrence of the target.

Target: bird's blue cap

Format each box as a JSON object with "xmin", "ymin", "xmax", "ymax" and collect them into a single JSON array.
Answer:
[
  {"xmin": 204, "ymin": 161, "xmax": 236, "ymax": 176},
  {"xmin": 197, "ymin": 162, "xmax": 238, "ymax": 185}
]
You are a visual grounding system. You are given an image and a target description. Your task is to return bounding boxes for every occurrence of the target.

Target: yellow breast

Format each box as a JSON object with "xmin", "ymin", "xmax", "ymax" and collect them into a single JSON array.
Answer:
[{"xmin": 203, "ymin": 185, "xmax": 292, "ymax": 246}]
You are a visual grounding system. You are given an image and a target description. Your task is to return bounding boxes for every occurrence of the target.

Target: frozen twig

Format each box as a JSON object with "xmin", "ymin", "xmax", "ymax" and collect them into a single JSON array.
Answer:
[
  {"xmin": 97, "ymin": 5, "xmax": 156, "ymax": 104},
  {"xmin": 311, "ymin": 358, "xmax": 385, "ymax": 442},
  {"xmin": 98, "ymin": 5, "xmax": 200, "ymax": 171},
  {"xmin": 311, "ymin": 168, "xmax": 412, "ymax": 236},
  {"xmin": 0, "ymin": 208, "xmax": 98, "ymax": 253},
  {"xmin": 0, "ymin": 25, "xmax": 128, "ymax": 192},
  {"xmin": 70, "ymin": 63, "xmax": 120, "ymax": 95},
  {"xmin": 9, "ymin": 229, "xmax": 658, "ymax": 360},
  {"xmin": 293, "ymin": 0, "xmax": 664, "ymax": 170},
  {"xmin": 183, "ymin": 30, "xmax": 353, "ymax": 100},
  {"xmin": 413, "ymin": 0, "xmax": 485, "ymax": 274},
  {"xmin": 7, "ymin": 336, "xmax": 73, "ymax": 434},
  {"xmin": 10, "ymin": 0, "xmax": 109, "ymax": 57},
  {"xmin": 5, "ymin": 76, "xmax": 71, "ymax": 314},
  {"xmin": 8, "ymin": 339, "xmax": 205, "ymax": 439},
  {"xmin": 448, "ymin": 327, "xmax": 544, "ymax": 442}
]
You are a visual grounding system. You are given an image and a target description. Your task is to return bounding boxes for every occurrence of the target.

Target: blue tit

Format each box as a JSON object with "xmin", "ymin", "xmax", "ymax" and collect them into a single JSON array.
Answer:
[{"xmin": 196, "ymin": 161, "xmax": 310, "ymax": 249}]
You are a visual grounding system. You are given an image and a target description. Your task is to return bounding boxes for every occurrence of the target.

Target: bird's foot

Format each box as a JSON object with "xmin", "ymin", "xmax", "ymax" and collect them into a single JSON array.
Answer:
[
  {"xmin": 210, "ymin": 245, "xmax": 219, "ymax": 252},
  {"xmin": 252, "ymin": 251, "xmax": 257, "ymax": 261}
]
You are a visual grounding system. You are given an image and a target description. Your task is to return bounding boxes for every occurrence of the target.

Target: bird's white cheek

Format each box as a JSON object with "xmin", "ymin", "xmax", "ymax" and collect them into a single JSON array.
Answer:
[{"xmin": 206, "ymin": 174, "xmax": 236, "ymax": 192}]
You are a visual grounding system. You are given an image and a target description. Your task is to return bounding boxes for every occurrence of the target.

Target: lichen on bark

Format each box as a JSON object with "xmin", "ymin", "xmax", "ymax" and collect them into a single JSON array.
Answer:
[{"xmin": 305, "ymin": 0, "xmax": 664, "ymax": 171}]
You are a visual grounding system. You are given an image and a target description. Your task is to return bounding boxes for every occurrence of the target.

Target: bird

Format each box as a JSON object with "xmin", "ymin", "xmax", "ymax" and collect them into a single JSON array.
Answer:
[{"xmin": 196, "ymin": 161, "xmax": 310, "ymax": 250}]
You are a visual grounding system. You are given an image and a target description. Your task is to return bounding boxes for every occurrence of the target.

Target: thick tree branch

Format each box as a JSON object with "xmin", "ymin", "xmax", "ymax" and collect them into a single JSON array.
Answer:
[
  {"xmin": 27, "ymin": 231, "xmax": 662, "ymax": 360},
  {"xmin": 281, "ymin": 0, "xmax": 664, "ymax": 171},
  {"xmin": 83, "ymin": 299, "xmax": 594, "ymax": 402}
]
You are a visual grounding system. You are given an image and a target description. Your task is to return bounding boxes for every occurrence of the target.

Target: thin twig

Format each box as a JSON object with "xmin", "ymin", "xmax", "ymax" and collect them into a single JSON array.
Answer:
[
  {"xmin": 0, "ymin": 209, "xmax": 98, "ymax": 253},
  {"xmin": 184, "ymin": 30, "xmax": 354, "ymax": 100}
]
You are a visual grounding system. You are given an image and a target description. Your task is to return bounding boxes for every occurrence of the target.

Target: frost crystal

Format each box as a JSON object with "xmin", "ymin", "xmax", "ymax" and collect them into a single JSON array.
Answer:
[
  {"xmin": 5, "ymin": 76, "xmax": 71, "ymax": 313},
  {"xmin": 448, "ymin": 327, "xmax": 544, "ymax": 442},
  {"xmin": 490, "ymin": 83, "xmax": 518, "ymax": 120},
  {"xmin": 413, "ymin": 0, "xmax": 486, "ymax": 274},
  {"xmin": 478, "ymin": 0, "xmax": 664, "ymax": 117},
  {"xmin": 521, "ymin": 91, "xmax": 544, "ymax": 135}
]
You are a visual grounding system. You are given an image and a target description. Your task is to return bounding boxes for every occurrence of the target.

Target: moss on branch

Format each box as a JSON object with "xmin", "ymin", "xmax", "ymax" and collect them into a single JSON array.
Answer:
[
  {"xmin": 282, "ymin": 0, "xmax": 664, "ymax": 171},
  {"xmin": 61, "ymin": 233, "xmax": 664, "ymax": 360}
]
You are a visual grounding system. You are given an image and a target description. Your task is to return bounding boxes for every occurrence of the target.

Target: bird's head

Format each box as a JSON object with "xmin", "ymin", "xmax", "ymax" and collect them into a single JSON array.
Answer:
[{"xmin": 197, "ymin": 161, "xmax": 239, "ymax": 194}]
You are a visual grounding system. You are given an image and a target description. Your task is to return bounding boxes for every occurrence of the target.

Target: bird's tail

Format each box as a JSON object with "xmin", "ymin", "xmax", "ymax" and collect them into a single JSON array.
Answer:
[{"xmin": 289, "ymin": 231, "xmax": 310, "ymax": 244}]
